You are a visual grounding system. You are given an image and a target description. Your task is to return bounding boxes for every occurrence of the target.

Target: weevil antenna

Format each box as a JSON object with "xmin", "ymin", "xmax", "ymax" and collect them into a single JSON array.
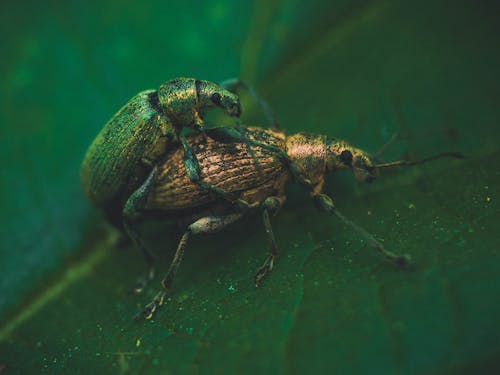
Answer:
[
  {"xmin": 375, "ymin": 152, "xmax": 464, "ymax": 169},
  {"xmin": 373, "ymin": 132, "xmax": 400, "ymax": 162}
]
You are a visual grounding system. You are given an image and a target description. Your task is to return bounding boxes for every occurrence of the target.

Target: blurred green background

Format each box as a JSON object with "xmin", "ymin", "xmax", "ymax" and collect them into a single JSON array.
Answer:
[{"xmin": 1, "ymin": 0, "xmax": 499, "ymax": 373}]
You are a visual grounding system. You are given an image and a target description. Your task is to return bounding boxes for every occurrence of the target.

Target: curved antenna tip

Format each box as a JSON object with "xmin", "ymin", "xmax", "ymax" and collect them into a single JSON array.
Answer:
[{"xmin": 375, "ymin": 151, "xmax": 464, "ymax": 169}]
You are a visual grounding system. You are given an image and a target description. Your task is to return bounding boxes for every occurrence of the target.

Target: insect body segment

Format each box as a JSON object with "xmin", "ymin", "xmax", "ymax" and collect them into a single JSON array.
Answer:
[
  {"xmin": 81, "ymin": 79, "xmax": 463, "ymax": 321},
  {"xmin": 148, "ymin": 128, "xmax": 288, "ymax": 210},
  {"xmin": 158, "ymin": 78, "xmax": 241, "ymax": 131},
  {"xmin": 81, "ymin": 78, "xmax": 250, "ymax": 227},
  {"xmin": 81, "ymin": 90, "xmax": 173, "ymax": 225},
  {"xmin": 125, "ymin": 125, "xmax": 462, "ymax": 320},
  {"xmin": 284, "ymin": 133, "xmax": 378, "ymax": 194}
]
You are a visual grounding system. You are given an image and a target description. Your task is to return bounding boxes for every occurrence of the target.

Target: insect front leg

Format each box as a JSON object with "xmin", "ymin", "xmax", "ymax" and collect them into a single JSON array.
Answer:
[
  {"xmin": 312, "ymin": 193, "xmax": 411, "ymax": 266},
  {"xmin": 255, "ymin": 195, "xmax": 286, "ymax": 286},
  {"xmin": 123, "ymin": 167, "xmax": 159, "ymax": 294},
  {"xmin": 137, "ymin": 212, "xmax": 243, "ymax": 321}
]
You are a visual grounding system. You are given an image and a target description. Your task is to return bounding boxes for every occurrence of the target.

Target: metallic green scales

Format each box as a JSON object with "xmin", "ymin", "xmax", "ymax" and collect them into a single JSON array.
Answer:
[
  {"xmin": 81, "ymin": 90, "xmax": 172, "ymax": 216},
  {"xmin": 80, "ymin": 78, "xmax": 242, "ymax": 227}
]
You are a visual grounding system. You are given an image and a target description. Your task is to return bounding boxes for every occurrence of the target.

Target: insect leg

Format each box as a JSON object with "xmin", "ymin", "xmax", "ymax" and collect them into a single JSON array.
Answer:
[
  {"xmin": 373, "ymin": 132, "xmax": 400, "ymax": 162},
  {"xmin": 255, "ymin": 196, "xmax": 285, "ymax": 286},
  {"xmin": 220, "ymin": 78, "xmax": 281, "ymax": 130},
  {"xmin": 313, "ymin": 193, "xmax": 411, "ymax": 266},
  {"xmin": 123, "ymin": 167, "xmax": 159, "ymax": 294},
  {"xmin": 180, "ymin": 133, "xmax": 237, "ymax": 198},
  {"xmin": 179, "ymin": 132, "xmax": 258, "ymax": 210},
  {"xmin": 136, "ymin": 213, "xmax": 244, "ymax": 320}
]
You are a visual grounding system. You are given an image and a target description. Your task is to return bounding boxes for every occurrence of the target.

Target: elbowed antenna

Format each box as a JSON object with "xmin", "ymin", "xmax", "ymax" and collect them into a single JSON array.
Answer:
[{"xmin": 374, "ymin": 152, "xmax": 464, "ymax": 170}]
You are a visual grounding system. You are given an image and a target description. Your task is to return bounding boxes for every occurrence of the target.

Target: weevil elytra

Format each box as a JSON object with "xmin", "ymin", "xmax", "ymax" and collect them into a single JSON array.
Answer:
[
  {"xmin": 124, "ymin": 126, "xmax": 463, "ymax": 320},
  {"xmin": 81, "ymin": 77, "xmax": 261, "ymax": 228}
]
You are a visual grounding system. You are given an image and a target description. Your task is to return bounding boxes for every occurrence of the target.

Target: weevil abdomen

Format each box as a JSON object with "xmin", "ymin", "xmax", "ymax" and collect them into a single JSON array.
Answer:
[
  {"xmin": 81, "ymin": 90, "xmax": 174, "ymax": 216},
  {"xmin": 147, "ymin": 127, "xmax": 289, "ymax": 210}
]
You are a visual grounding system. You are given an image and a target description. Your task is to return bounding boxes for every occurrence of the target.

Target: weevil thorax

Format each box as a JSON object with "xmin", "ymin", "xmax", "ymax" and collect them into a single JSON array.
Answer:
[
  {"xmin": 158, "ymin": 78, "xmax": 198, "ymax": 127},
  {"xmin": 325, "ymin": 138, "xmax": 377, "ymax": 183},
  {"xmin": 286, "ymin": 133, "xmax": 329, "ymax": 193},
  {"xmin": 158, "ymin": 78, "xmax": 241, "ymax": 129}
]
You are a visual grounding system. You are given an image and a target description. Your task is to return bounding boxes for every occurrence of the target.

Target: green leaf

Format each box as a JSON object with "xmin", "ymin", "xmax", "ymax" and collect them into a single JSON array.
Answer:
[{"xmin": 1, "ymin": 1, "xmax": 500, "ymax": 373}]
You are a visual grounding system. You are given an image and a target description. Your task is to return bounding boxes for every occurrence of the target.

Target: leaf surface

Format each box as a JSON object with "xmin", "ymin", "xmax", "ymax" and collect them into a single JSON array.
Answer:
[{"xmin": 1, "ymin": 1, "xmax": 499, "ymax": 373}]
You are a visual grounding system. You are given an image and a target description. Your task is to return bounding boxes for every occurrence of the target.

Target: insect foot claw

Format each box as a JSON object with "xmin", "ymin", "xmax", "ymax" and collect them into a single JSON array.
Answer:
[
  {"xmin": 254, "ymin": 255, "xmax": 275, "ymax": 287},
  {"xmin": 395, "ymin": 254, "xmax": 412, "ymax": 267},
  {"xmin": 142, "ymin": 303, "xmax": 157, "ymax": 321},
  {"xmin": 255, "ymin": 269, "xmax": 265, "ymax": 287},
  {"xmin": 133, "ymin": 291, "xmax": 166, "ymax": 321}
]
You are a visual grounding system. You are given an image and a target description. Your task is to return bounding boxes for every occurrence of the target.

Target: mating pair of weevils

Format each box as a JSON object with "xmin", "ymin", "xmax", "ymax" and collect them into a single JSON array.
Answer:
[{"xmin": 81, "ymin": 77, "xmax": 462, "ymax": 320}]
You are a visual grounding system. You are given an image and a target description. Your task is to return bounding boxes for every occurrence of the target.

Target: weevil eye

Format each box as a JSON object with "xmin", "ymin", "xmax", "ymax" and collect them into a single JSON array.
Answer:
[
  {"xmin": 211, "ymin": 92, "xmax": 222, "ymax": 106},
  {"xmin": 339, "ymin": 150, "xmax": 353, "ymax": 166}
]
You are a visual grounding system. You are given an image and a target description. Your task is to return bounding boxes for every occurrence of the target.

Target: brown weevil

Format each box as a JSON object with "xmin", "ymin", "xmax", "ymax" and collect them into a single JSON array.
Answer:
[
  {"xmin": 81, "ymin": 77, "xmax": 274, "ymax": 228},
  {"xmin": 123, "ymin": 126, "xmax": 463, "ymax": 320}
]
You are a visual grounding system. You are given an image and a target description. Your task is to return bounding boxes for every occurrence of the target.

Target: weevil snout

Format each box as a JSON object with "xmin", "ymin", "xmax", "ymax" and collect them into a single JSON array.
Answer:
[
  {"xmin": 210, "ymin": 91, "xmax": 241, "ymax": 117},
  {"xmin": 352, "ymin": 153, "xmax": 377, "ymax": 183},
  {"xmin": 197, "ymin": 81, "xmax": 241, "ymax": 118}
]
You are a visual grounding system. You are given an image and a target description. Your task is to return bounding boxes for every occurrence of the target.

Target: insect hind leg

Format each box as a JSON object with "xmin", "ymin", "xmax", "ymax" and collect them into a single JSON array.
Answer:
[
  {"xmin": 255, "ymin": 196, "xmax": 285, "ymax": 286},
  {"xmin": 136, "ymin": 212, "xmax": 243, "ymax": 320},
  {"xmin": 123, "ymin": 167, "xmax": 159, "ymax": 294}
]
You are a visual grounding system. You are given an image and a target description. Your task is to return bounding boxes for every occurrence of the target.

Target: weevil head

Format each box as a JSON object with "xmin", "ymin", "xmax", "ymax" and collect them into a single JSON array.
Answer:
[
  {"xmin": 325, "ymin": 138, "xmax": 377, "ymax": 183},
  {"xmin": 210, "ymin": 90, "xmax": 241, "ymax": 117},
  {"xmin": 157, "ymin": 78, "xmax": 241, "ymax": 126},
  {"xmin": 198, "ymin": 80, "xmax": 241, "ymax": 118}
]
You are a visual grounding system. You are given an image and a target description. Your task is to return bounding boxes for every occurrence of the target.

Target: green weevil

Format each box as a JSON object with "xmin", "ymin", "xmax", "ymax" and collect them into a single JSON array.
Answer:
[
  {"xmin": 81, "ymin": 77, "xmax": 248, "ymax": 227},
  {"xmin": 122, "ymin": 126, "xmax": 462, "ymax": 320}
]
